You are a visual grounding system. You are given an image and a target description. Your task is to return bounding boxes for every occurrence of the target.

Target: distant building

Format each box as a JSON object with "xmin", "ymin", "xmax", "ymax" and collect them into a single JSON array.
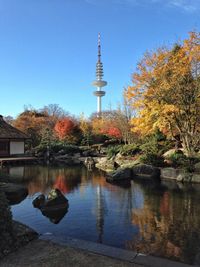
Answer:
[{"xmin": 0, "ymin": 115, "xmax": 28, "ymax": 157}]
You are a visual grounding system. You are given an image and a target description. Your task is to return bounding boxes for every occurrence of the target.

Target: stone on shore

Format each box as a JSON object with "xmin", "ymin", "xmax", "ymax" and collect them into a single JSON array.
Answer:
[
  {"xmin": 95, "ymin": 157, "xmax": 116, "ymax": 172},
  {"xmin": 132, "ymin": 164, "xmax": 160, "ymax": 180},
  {"xmin": 114, "ymin": 153, "xmax": 135, "ymax": 167},
  {"xmin": 161, "ymin": 168, "xmax": 185, "ymax": 180},
  {"xmin": 13, "ymin": 221, "xmax": 38, "ymax": 246},
  {"xmin": 190, "ymin": 173, "xmax": 200, "ymax": 183},
  {"xmin": 161, "ymin": 167, "xmax": 200, "ymax": 183},
  {"xmin": 107, "ymin": 168, "xmax": 132, "ymax": 182},
  {"xmin": 0, "ymin": 182, "xmax": 28, "ymax": 205},
  {"xmin": 0, "ymin": 219, "xmax": 38, "ymax": 260}
]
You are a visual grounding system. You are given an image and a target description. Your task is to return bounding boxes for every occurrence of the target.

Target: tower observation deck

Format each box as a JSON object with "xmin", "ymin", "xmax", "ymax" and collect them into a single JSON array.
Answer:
[{"xmin": 92, "ymin": 33, "xmax": 107, "ymax": 116}]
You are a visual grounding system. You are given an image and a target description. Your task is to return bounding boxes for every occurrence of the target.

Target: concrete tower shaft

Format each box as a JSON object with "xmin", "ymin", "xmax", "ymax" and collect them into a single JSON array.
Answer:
[{"xmin": 92, "ymin": 33, "xmax": 107, "ymax": 115}]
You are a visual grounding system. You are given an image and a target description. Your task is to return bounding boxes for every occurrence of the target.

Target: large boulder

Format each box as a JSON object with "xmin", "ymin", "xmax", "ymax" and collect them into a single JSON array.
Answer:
[
  {"xmin": 0, "ymin": 183, "xmax": 28, "ymax": 205},
  {"xmin": 161, "ymin": 168, "xmax": 186, "ymax": 180},
  {"xmin": 191, "ymin": 174, "xmax": 200, "ymax": 183},
  {"xmin": 107, "ymin": 168, "xmax": 132, "ymax": 182},
  {"xmin": 44, "ymin": 188, "xmax": 68, "ymax": 208},
  {"xmin": 176, "ymin": 172, "xmax": 192, "ymax": 182},
  {"xmin": 95, "ymin": 157, "xmax": 116, "ymax": 173},
  {"xmin": 161, "ymin": 167, "xmax": 200, "ymax": 183},
  {"xmin": 132, "ymin": 164, "xmax": 160, "ymax": 180}
]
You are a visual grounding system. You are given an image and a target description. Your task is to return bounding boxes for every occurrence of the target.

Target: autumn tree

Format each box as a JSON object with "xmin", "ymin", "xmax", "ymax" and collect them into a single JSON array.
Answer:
[
  {"xmin": 41, "ymin": 104, "xmax": 68, "ymax": 128},
  {"xmin": 54, "ymin": 117, "xmax": 82, "ymax": 144},
  {"xmin": 100, "ymin": 119, "xmax": 122, "ymax": 140},
  {"xmin": 113, "ymin": 95, "xmax": 136, "ymax": 144},
  {"xmin": 90, "ymin": 111, "xmax": 122, "ymax": 141},
  {"xmin": 91, "ymin": 106, "xmax": 136, "ymax": 144},
  {"xmin": 13, "ymin": 109, "xmax": 49, "ymax": 146},
  {"xmin": 54, "ymin": 118, "xmax": 75, "ymax": 139},
  {"xmin": 126, "ymin": 31, "xmax": 200, "ymax": 156},
  {"xmin": 79, "ymin": 113, "xmax": 92, "ymax": 146}
]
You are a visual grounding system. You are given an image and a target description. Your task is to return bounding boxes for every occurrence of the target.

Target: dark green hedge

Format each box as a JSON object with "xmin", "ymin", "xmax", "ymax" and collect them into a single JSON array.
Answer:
[{"xmin": 0, "ymin": 190, "xmax": 15, "ymax": 258}]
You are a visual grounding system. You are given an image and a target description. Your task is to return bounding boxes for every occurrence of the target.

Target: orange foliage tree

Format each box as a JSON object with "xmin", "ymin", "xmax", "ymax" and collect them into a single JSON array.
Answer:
[
  {"xmin": 90, "ymin": 109, "xmax": 137, "ymax": 143},
  {"xmin": 54, "ymin": 117, "xmax": 82, "ymax": 143},
  {"xmin": 91, "ymin": 112, "xmax": 122, "ymax": 141},
  {"xmin": 100, "ymin": 121, "xmax": 122, "ymax": 139},
  {"xmin": 126, "ymin": 31, "xmax": 200, "ymax": 156},
  {"xmin": 54, "ymin": 118, "xmax": 75, "ymax": 140}
]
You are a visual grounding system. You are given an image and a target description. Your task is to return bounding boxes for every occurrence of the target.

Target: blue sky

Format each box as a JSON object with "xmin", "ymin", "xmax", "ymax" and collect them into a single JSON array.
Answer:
[{"xmin": 0, "ymin": 0, "xmax": 199, "ymax": 118}]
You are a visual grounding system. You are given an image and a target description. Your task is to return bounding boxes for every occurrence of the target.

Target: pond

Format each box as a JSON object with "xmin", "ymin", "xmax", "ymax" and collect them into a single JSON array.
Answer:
[{"xmin": 1, "ymin": 164, "xmax": 200, "ymax": 265}]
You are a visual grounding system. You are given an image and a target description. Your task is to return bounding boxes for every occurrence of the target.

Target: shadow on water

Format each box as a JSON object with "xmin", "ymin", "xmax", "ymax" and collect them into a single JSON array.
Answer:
[{"xmin": 40, "ymin": 204, "xmax": 69, "ymax": 224}]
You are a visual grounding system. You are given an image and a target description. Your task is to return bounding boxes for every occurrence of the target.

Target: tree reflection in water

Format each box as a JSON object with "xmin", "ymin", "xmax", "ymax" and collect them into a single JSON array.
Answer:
[
  {"xmin": 128, "ymin": 181, "xmax": 200, "ymax": 264},
  {"xmin": 25, "ymin": 165, "xmax": 83, "ymax": 195}
]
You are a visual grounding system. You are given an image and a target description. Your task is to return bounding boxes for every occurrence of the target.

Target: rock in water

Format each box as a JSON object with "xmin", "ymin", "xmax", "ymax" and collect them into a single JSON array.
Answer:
[
  {"xmin": 107, "ymin": 168, "xmax": 132, "ymax": 182},
  {"xmin": 45, "ymin": 188, "xmax": 68, "ymax": 207},
  {"xmin": 32, "ymin": 194, "xmax": 45, "ymax": 208},
  {"xmin": 32, "ymin": 188, "xmax": 69, "ymax": 224},
  {"xmin": 132, "ymin": 164, "xmax": 160, "ymax": 180}
]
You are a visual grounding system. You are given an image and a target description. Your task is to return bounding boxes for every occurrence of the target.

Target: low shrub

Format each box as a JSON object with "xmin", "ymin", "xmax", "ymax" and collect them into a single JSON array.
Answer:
[
  {"xmin": 140, "ymin": 131, "xmax": 173, "ymax": 157},
  {"xmin": 34, "ymin": 142, "xmax": 81, "ymax": 156},
  {"xmin": 53, "ymin": 144, "xmax": 81, "ymax": 155},
  {"xmin": 119, "ymin": 144, "xmax": 141, "ymax": 156},
  {"xmin": 139, "ymin": 153, "xmax": 164, "ymax": 167},
  {"xmin": 106, "ymin": 145, "xmax": 122, "ymax": 159},
  {"xmin": 167, "ymin": 152, "xmax": 199, "ymax": 171}
]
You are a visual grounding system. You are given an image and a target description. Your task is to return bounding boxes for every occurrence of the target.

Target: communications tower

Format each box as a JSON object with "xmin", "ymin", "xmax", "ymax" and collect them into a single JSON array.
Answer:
[{"xmin": 92, "ymin": 33, "xmax": 107, "ymax": 116}]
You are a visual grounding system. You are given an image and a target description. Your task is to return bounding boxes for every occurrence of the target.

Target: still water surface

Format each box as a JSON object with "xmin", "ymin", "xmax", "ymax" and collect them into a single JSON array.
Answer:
[{"xmin": 2, "ymin": 164, "xmax": 200, "ymax": 265}]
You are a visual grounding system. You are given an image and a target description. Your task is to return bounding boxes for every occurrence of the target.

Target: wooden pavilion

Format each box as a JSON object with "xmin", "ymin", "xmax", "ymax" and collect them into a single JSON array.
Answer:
[{"xmin": 0, "ymin": 115, "xmax": 28, "ymax": 157}]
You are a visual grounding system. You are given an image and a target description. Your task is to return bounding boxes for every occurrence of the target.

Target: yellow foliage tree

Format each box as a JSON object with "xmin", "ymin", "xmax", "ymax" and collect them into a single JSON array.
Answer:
[{"xmin": 126, "ymin": 31, "xmax": 200, "ymax": 156}]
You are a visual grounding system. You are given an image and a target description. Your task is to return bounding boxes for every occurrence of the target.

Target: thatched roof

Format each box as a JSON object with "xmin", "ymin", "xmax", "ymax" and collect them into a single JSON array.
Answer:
[{"xmin": 0, "ymin": 115, "xmax": 28, "ymax": 139}]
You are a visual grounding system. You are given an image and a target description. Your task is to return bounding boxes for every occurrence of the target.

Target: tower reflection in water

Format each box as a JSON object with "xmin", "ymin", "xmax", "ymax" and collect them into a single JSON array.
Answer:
[{"xmin": 95, "ymin": 185, "xmax": 106, "ymax": 243}]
